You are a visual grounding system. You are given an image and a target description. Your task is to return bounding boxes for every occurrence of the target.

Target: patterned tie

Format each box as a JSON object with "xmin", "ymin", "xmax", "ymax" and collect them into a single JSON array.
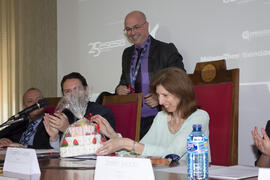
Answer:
[
  {"xmin": 19, "ymin": 120, "xmax": 39, "ymax": 145},
  {"xmin": 134, "ymin": 48, "xmax": 143, "ymax": 93}
]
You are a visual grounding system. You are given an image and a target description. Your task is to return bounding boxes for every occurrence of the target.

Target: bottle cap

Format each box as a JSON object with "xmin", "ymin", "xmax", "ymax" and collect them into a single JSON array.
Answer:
[{"xmin": 193, "ymin": 124, "xmax": 202, "ymax": 131}]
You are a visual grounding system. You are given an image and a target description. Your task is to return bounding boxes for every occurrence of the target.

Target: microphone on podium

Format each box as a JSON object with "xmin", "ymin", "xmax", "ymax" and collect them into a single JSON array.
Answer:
[
  {"xmin": 7, "ymin": 98, "xmax": 48, "ymax": 121},
  {"xmin": 0, "ymin": 98, "xmax": 48, "ymax": 128}
]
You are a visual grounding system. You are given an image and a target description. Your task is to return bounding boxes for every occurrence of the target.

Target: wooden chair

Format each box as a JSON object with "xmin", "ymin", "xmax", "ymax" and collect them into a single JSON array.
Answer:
[
  {"xmin": 45, "ymin": 97, "xmax": 61, "ymax": 114},
  {"xmin": 188, "ymin": 59, "xmax": 239, "ymax": 166},
  {"xmin": 102, "ymin": 93, "xmax": 142, "ymax": 142}
]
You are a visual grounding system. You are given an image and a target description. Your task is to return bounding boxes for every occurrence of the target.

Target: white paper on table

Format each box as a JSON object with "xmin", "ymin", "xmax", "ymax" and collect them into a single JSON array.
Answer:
[
  {"xmin": 0, "ymin": 149, "xmax": 6, "ymax": 155},
  {"xmin": 0, "ymin": 149, "xmax": 59, "ymax": 156},
  {"xmin": 94, "ymin": 156, "xmax": 154, "ymax": 180},
  {"xmin": 3, "ymin": 147, "xmax": 40, "ymax": 175},
  {"xmin": 59, "ymin": 159, "xmax": 96, "ymax": 168},
  {"xmin": 258, "ymin": 168, "xmax": 270, "ymax": 180},
  {"xmin": 209, "ymin": 165, "xmax": 258, "ymax": 179},
  {"xmin": 0, "ymin": 177, "xmax": 19, "ymax": 180},
  {"xmin": 35, "ymin": 148, "xmax": 59, "ymax": 154},
  {"xmin": 155, "ymin": 164, "xmax": 258, "ymax": 179},
  {"xmin": 154, "ymin": 164, "xmax": 187, "ymax": 174},
  {"xmin": 154, "ymin": 164, "xmax": 223, "ymax": 174}
]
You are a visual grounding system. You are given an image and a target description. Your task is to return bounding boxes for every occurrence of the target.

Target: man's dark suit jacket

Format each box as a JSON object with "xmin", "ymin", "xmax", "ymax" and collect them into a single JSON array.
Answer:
[
  {"xmin": 118, "ymin": 36, "xmax": 185, "ymax": 87},
  {"xmin": 0, "ymin": 116, "xmax": 51, "ymax": 149},
  {"xmin": 64, "ymin": 101, "xmax": 115, "ymax": 130}
]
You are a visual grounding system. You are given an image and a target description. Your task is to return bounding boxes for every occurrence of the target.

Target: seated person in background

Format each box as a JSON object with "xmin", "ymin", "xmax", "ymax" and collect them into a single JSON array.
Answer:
[
  {"xmin": 44, "ymin": 72, "xmax": 115, "ymax": 148},
  {"xmin": 93, "ymin": 67, "xmax": 210, "ymax": 160},
  {"xmin": 0, "ymin": 88, "xmax": 52, "ymax": 149},
  {"xmin": 252, "ymin": 120, "xmax": 270, "ymax": 167}
]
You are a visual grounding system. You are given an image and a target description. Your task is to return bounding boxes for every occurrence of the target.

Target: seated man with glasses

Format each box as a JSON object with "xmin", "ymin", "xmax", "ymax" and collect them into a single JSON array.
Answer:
[{"xmin": 116, "ymin": 10, "xmax": 185, "ymax": 139}]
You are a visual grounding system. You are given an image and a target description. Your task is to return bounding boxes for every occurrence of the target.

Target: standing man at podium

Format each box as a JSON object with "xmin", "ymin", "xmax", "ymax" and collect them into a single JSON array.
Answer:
[{"xmin": 116, "ymin": 10, "xmax": 185, "ymax": 139}]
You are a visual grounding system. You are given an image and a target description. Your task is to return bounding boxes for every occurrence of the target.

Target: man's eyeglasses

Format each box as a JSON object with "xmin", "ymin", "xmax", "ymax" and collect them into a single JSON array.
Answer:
[
  {"xmin": 123, "ymin": 21, "xmax": 146, "ymax": 33},
  {"xmin": 63, "ymin": 86, "xmax": 85, "ymax": 96}
]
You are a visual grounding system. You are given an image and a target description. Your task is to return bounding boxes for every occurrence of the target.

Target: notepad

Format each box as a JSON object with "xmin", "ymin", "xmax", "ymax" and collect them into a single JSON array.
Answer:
[{"xmin": 155, "ymin": 164, "xmax": 258, "ymax": 179}]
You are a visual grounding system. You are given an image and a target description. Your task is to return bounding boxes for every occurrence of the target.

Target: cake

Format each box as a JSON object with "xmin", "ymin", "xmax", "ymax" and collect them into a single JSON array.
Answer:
[{"xmin": 60, "ymin": 117, "xmax": 105, "ymax": 157}]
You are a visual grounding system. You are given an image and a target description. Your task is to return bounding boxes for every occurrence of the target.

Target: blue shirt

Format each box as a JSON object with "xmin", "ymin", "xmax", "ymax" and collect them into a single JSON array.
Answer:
[{"xmin": 22, "ymin": 118, "xmax": 42, "ymax": 147}]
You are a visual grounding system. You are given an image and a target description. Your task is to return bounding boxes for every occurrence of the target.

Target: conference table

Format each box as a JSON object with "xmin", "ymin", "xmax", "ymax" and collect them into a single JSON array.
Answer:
[
  {"xmin": 0, "ymin": 153, "xmax": 258, "ymax": 180},
  {"xmin": 38, "ymin": 157, "xmax": 257, "ymax": 180}
]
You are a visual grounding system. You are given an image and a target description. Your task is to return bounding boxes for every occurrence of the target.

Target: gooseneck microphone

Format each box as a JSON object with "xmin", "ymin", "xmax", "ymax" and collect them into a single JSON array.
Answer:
[
  {"xmin": 0, "ymin": 98, "xmax": 48, "ymax": 128},
  {"xmin": 7, "ymin": 98, "xmax": 48, "ymax": 121}
]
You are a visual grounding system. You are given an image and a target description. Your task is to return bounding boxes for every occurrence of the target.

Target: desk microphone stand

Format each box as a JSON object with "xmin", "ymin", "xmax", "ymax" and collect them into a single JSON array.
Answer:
[{"xmin": 0, "ymin": 114, "xmax": 28, "ymax": 128}]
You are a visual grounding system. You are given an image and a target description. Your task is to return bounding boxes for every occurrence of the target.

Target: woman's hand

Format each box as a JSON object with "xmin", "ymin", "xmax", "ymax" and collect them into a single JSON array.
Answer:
[
  {"xmin": 92, "ymin": 115, "xmax": 118, "ymax": 139},
  {"xmin": 96, "ymin": 138, "xmax": 132, "ymax": 155},
  {"xmin": 252, "ymin": 126, "xmax": 270, "ymax": 156}
]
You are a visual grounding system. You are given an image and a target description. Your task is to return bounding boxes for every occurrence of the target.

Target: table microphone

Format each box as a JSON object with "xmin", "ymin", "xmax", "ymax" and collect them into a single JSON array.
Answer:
[{"xmin": 7, "ymin": 98, "xmax": 48, "ymax": 121}]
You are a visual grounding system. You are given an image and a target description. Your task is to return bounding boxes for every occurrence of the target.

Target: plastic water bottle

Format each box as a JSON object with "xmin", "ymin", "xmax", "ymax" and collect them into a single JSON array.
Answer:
[{"xmin": 187, "ymin": 124, "xmax": 208, "ymax": 180}]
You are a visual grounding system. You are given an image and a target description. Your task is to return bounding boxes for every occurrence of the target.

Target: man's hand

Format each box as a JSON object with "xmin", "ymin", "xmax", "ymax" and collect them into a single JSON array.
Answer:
[
  {"xmin": 144, "ymin": 93, "xmax": 159, "ymax": 108},
  {"xmin": 0, "ymin": 138, "xmax": 13, "ymax": 148},
  {"xmin": 116, "ymin": 85, "xmax": 130, "ymax": 95},
  {"xmin": 43, "ymin": 115, "xmax": 59, "ymax": 142},
  {"xmin": 44, "ymin": 113, "xmax": 69, "ymax": 133},
  {"xmin": 252, "ymin": 126, "xmax": 270, "ymax": 156},
  {"xmin": 0, "ymin": 138, "xmax": 24, "ymax": 149},
  {"xmin": 7, "ymin": 143, "xmax": 24, "ymax": 148}
]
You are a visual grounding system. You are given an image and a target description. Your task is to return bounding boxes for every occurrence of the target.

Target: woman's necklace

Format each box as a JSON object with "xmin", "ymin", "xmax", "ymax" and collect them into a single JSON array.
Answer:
[{"xmin": 168, "ymin": 114, "xmax": 184, "ymax": 134}]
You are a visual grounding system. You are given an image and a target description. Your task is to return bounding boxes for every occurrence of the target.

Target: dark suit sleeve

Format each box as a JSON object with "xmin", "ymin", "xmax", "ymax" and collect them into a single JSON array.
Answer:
[
  {"xmin": 119, "ymin": 49, "xmax": 129, "ymax": 86},
  {"xmin": 166, "ymin": 43, "xmax": 185, "ymax": 71},
  {"xmin": 63, "ymin": 109, "xmax": 77, "ymax": 124},
  {"xmin": 98, "ymin": 107, "xmax": 115, "ymax": 130},
  {"xmin": 85, "ymin": 102, "xmax": 116, "ymax": 130},
  {"xmin": 31, "ymin": 119, "xmax": 52, "ymax": 149},
  {"xmin": 116, "ymin": 47, "xmax": 133, "ymax": 92},
  {"xmin": 265, "ymin": 121, "xmax": 270, "ymax": 137},
  {"xmin": 0, "ymin": 121, "xmax": 27, "ymax": 143}
]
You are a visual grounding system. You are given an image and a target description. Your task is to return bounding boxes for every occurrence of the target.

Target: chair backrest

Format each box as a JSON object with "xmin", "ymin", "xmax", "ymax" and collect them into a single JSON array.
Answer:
[
  {"xmin": 188, "ymin": 59, "xmax": 239, "ymax": 166},
  {"xmin": 102, "ymin": 93, "xmax": 142, "ymax": 142},
  {"xmin": 45, "ymin": 97, "xmax": 61, "ymax": 114}
]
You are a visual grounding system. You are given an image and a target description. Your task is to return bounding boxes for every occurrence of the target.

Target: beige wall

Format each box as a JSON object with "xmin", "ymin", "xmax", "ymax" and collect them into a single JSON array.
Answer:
[
  {"xmin": 0, "ymin": 0, "xmax": 57, "ymax": 121},
  {"xmin": 17, "ymin": 0, "xmax": 57, "ymax": 99}
]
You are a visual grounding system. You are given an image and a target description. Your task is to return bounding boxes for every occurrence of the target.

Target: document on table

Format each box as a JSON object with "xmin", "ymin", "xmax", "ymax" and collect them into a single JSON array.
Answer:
[
  {"xmin": 95, "ymin": 156, "xmax": 154, "ymax": 180},
  {"xmin": 1, "ymin": 148, "xmax": 59, "ymax": 155},
  {"xmin": 35, "ymin": 149, "xmax": 59, "ymax": 158},
  {"xmin": 0, "ymin": 150, "xmax": 6, "ymax": 155},
  {"xmin": 209, "ymin": 165, "xmax": 258, "ymax": 179},
  {"xmin": 35, "ymin": 149, "xmax": 59, "ymax": 154},
  {"xmin": 155, "ymin": 165, "xmax": 258, "ymax": 179},
  {"xmin": 58, "ymin": 159, "xmax": 96, "ymax": 168}
]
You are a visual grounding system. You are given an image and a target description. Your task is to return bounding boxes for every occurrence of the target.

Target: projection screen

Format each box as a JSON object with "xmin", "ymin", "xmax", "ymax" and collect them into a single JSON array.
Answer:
[{"xmin": 57, "ymin": 0, "xmax": 270, "ymax": 165}]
